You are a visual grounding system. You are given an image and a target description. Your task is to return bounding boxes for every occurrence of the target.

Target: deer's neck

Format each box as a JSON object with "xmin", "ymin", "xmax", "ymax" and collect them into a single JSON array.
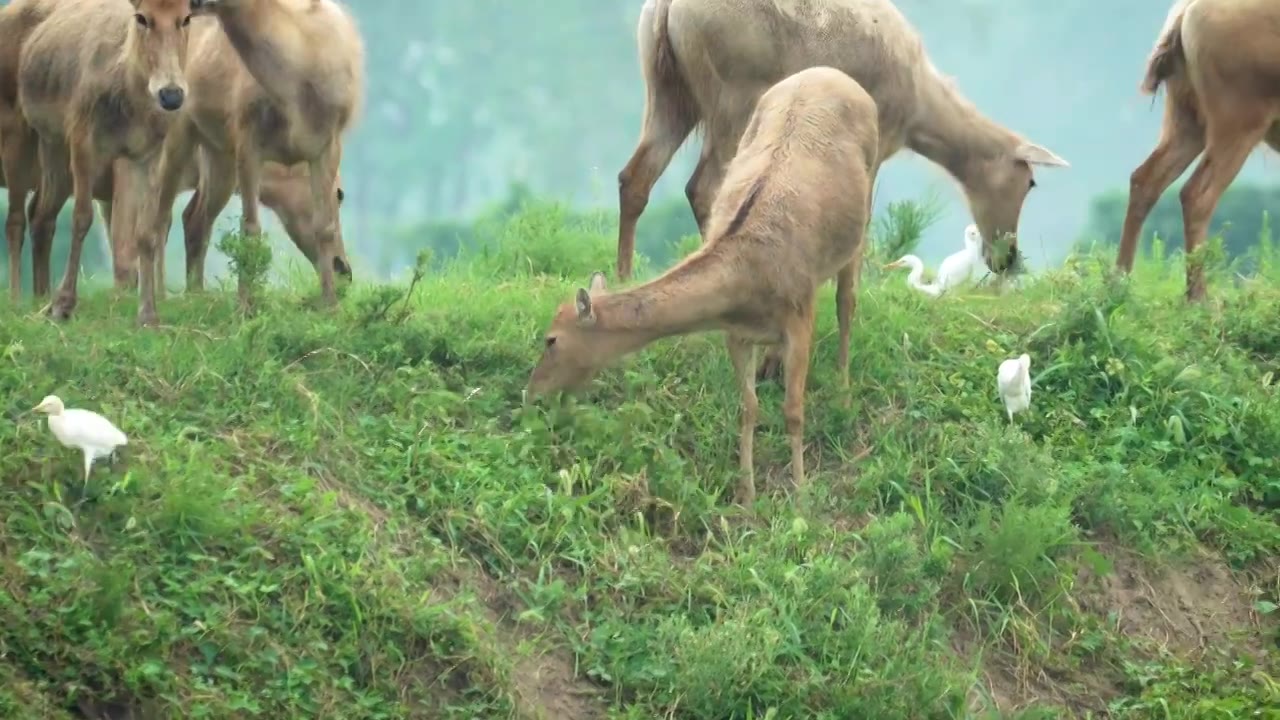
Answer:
[
  {"xmin": 593, "ymin": 251, "xmax": 744, "ymax": 349},
  {"xmin": 906, "ymin": 68, "xmax": 1016, "ymax": 184}
]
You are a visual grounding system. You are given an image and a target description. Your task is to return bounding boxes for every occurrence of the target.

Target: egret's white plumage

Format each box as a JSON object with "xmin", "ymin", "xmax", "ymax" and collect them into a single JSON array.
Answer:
[
  {"xmin": 936, "ymin": 224, "xmax": 983, "ymax": 287},
  {"xmin": 884, "ymin": 224, "xmax": 985, "ymax": 297},
  {"xmin": 32, "ymin": 395, "xmax": 127, "ymax": 484},
  {"xmin": 997, "ymin": 353, "xmax": 1032, "ymax": 421},
  {"xmin": 883, "ymin": 254, "xmax": 942, "ymax": 296}
]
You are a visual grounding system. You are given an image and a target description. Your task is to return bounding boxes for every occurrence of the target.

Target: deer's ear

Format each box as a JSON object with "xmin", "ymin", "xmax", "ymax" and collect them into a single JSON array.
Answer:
[
  {"xmin": 588, "ymin": 271, "xmax": 607, "ymax": 292},
  {"xmin": 575, "ymin": 288, "xmax": 594, "ymax": 323},
  {"xmin": 1014, "ymin": 142, "xmax": 1069, "ymax": 168}
]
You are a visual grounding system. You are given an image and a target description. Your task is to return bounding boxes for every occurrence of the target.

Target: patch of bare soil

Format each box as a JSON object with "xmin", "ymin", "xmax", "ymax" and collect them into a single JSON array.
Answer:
[
  {"xmin": 960, "ymin": 542, "xmax": 1276, "ymax": 718},
  {"xmin": 435, "ymin": 565, "xmax": 608, "ymax": 720},
  {"xmin": 956, "ymin": 623, "xmax": 1119, "ymax": 718},
  {"xmin": 1074, "ymin": 543, "xmax": 1271, "ymax": 660}
]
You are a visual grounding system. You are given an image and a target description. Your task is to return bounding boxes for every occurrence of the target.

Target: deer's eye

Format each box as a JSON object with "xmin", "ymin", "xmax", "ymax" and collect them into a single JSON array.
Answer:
[
  {"xmin": 135, "ymin": 14, "xmax": 149, "ymax": 27},
  {"xmin": 544, "ymin": 337, "xmax": 557, "ymax": 348}
]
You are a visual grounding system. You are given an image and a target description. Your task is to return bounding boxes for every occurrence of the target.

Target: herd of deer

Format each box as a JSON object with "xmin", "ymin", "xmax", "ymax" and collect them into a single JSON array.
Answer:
[
  {"xmin": 0, "ymin": 0, "xmax": 360, "ymax": 326},
  {"xmin": 2, "ymin": 0, "xmax": 1275, "ymax": 505},
  {"xmin": 527, "ymin": 0, "xmax": 1279, "ymax": 505}
]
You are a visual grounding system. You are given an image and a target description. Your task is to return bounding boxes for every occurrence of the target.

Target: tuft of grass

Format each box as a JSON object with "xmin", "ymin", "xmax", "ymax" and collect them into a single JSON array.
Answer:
[
  {"xmin": 868, "ymin": 193, "xmax": 946, "ymax": 264},
  {"xmin": 0, "ymin": 200, "xmax": 1276, "ymax": 718},
  {"xmin": 215, "ymin": 230, "xmax": 273, "ymax": 313}
]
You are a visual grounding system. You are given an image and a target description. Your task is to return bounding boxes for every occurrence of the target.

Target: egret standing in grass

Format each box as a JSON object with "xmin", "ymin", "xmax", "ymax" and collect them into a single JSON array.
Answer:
[
  {"xmin": 31, "ymin": 395, "xmax": 128, "ymax": 487},
  {"xmin": 997, "ymin": 353, "xmax": 1032, "ymax": 421},
  {"xmin": 882, "ymin": 254, "xmax": 943, "ymax": 296},
  {"xmin": 883, "ymin": 223, "xmax": 985, "ymax": 297}
]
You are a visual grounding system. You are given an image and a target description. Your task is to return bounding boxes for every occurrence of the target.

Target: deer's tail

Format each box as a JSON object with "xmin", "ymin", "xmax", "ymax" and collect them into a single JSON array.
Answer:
[
  {"xmin": 648, "ymin": 0, "xmax": 698, "ymax": 128},
  {"xmin": 1142, "ymin": 0, "xmax": 1191, "ymax": 94}
]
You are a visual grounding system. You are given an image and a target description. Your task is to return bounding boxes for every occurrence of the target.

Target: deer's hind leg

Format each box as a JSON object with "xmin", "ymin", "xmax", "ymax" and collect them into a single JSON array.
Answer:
[
  {"xmin": 306, "ymin": 139, "xmax": 344, "ymax": 306},
  {"xmin": 618, "ymin": 99, "xmax": 697, "ymax": 281},
  {"xmin": 780, "ymin": 300, "xmax": 817, "ymax": 492},
  {"xmin": 1117, "ymin": 90, "xmax": 1205, "ymax": 274},
  {"xmin": 835, "ymin": 260, "xmax": 857, "ymax": 406},
  {"xmin": 688, "ymin": 91, "xmax": 758, "ymax": 236},
  {"xmin": 132, "ymin": 152, "xmax": 176, "ymax": 328},
  {"xmin": 725, "ymin": 334, "xmax": 760, "ymax": 507},
  {"xmin": 49, "ymin": 140, "xmax": 105, "ymax": 321},
  {"xmin": 29, "ymin": 140, "xmax": 72, "ymax": 309},
  {"xmin": 182, "ymin": 148, "xmax": 237, "ymax": 291},
  {"xmin": 1177, "ymin": 103, "xmax": 1270, "ymax": 301},
  {"xmin": 2, "ymin": 131, "xmax": 37, "ymax": 302},
  {"xmin": 615, "ymin": 4, "xmax": 700, "ymax": 281},
  {"xmin": 756, "ymin": 347, "xmax": 785, "ymax": 383}
]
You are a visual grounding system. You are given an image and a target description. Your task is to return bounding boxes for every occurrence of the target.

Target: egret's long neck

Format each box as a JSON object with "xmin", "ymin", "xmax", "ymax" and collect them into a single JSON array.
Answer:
[
  {"xmin": 907, "ymin": 262, "xmax": 926, "ymax": 288},
  {"xmin": 907, "ymin": 261, "xmax": 940, "ymax": 296}
]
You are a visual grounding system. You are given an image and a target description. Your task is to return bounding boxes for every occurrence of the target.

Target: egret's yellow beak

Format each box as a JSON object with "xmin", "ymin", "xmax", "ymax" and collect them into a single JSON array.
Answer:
[{"xmin": 882, "ymin": 261, "xmax": 903, "ymax": 271}]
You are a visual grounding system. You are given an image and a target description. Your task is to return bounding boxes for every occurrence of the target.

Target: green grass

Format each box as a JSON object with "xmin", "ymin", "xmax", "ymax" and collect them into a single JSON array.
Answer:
[{"xmin": 0, "ymin": 202, "xmax": 1277, "ymax": 719}]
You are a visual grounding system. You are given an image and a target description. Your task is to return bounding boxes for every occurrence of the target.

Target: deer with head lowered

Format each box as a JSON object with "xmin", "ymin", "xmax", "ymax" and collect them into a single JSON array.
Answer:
[
  {"xmin": 2, "ymin": 142, "xmax": 347, "ymax": 296},
  {"xmin": 17, "ymin": 0, "xmax": 216, "ymax": 325},
  {"xmin": 617, "ymin": 0, "xmax": 1069, "ymax": 380},
  {"xmin": 616, "ymin": 0, "xmax": 1069, "ymax": 282},
  {"xmin": 103, "ymin": 151, "xmax": 349, "ymax": 292},
  {"xmin": 148, "ymin": 0, "xmax": 362, "ymax": 308},
  {"xmin": 1115, "ymin": 0, "xmax": 1280, "ymax": 302},
  {"xmin": 528, "ymin": 66, "xmax": 879, "ymax": 506}
]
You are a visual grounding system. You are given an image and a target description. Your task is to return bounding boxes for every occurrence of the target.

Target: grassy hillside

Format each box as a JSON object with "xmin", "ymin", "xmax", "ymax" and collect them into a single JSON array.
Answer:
[{"xmin": 0, "ymin": 207, "xmax": 1277, "ymax": 719}]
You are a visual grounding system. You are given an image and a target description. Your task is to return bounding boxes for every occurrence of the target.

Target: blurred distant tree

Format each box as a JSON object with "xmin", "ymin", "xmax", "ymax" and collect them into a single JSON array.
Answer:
[
  {"xmin": 1081, "ymin": 184, "xmax": 1279, "ymax": 263},
  {"xmin": 0, "ymin": 196, "xmax": 110, "ymax": 295},
  {"xmin": 381, "ymin": 182, "xmax": 697, "ymax": 276}
]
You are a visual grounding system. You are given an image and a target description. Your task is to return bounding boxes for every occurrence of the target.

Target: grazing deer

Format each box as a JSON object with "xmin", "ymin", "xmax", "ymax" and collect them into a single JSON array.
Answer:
[
  {"xmin": 1115, "ymin": 0, "xmax": 1280, "ymax": 302},
  {"xmin": 151, "ymin": 0, "xmax": 363, "ymax": 307},
  {"xmin": 103, "ymin": 152, "xmax": 348, "ymax": 292},
  {"xmin": 0, "ymin": 0, "xmax": 346, "ymax": 301},
  {"xmin": 528, "ymin": 66, "xmax": 879, "ymax": 506},
  {"xmin": 615, "ymin": 0, "xmax": 1068, "ymax": 283},
  {"xmin": 18, "ymin": 0, "xmax": 215, "ymax": 325},
  {"xmin": 3, "ymin": 140, "xmax": 343, "ymax": 299}
]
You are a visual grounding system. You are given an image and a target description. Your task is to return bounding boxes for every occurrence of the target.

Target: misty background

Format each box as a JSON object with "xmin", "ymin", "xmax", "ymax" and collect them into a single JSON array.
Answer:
[
  {"xmin": 3, "ymin": 0, "xmax": 1278, "ymax": 287},
  {"xmin": 334, "ymin": 0, "xmax": 1278, "ymax": 275}
]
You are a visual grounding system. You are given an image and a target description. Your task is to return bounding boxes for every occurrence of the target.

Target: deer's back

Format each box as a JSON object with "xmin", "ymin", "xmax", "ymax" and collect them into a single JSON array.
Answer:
[
  {"xmin": 668, "ymin": 0, "xmax": 925, "ymax": 142},
  {"xmin": 705, "ymin": 66, "xmax": 878, "ymax": 294},
  {"xmin": 1180, "ymin": 0, "xmax": 1280, "ymax": 92}
]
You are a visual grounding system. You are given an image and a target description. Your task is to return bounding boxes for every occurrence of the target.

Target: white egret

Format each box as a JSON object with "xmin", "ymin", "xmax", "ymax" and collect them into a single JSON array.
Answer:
[
  {"xmin": 997, "ymin": 353, "xmax": 1032, "ymax": 421},
  {"xmin": 882, "ymin": 255, "xmax": 942, "ymax": 296},
  {"xmin": 31, "ymin": 395, "xmax": 128, "ymax": 486},
  {"xmin": 883, "ymin": 224, "xmax": 985, "ymax": 297}
]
